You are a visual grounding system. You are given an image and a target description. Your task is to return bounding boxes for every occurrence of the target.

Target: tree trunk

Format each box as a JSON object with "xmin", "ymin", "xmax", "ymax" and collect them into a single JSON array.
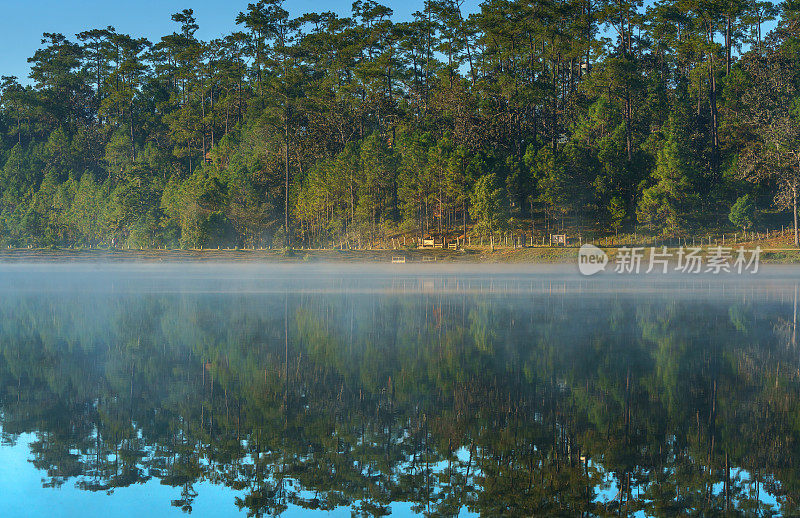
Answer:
[
  {"xmin": 624, "ymin": 87, "xmax": 632, "ymax": 162},
  {"xmin": 725, "ymin": 15, "xmax": 731, "ymax": 75},
  {"xmin": 285, "ymin": 136, "xmax": 290, "ymax": 248},
  {"xmin": 463, "ymin": 198, "xmax": 467, "ymax": 245},
  {"xmin": 708, "ymin": 57, "xmax": 720, "ymax": 179},
  {"xmin": 794, "ymin": 183, "xmax": 798, "ymax": 247}
]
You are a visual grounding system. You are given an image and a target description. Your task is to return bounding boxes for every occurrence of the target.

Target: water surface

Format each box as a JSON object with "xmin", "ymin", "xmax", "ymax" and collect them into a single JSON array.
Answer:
[{"xmin": 0, "ymin": 264, "xmax": 798, "ymax": 516}]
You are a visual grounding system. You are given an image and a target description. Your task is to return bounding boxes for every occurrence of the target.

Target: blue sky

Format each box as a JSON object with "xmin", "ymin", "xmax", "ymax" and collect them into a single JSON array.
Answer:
[
  {"xmin": 1, "ymin": 0, "xmax": 778, "ymax": 86},
  {"xmin": 0, "ymin": 0, "xmax": 481, "ymax": 84}
]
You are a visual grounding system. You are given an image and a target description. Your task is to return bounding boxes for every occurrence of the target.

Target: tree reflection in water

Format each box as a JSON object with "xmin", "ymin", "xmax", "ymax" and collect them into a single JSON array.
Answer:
[{"xmin": 0, "ymin": 277, "xmax": 798, "ymax": 516}]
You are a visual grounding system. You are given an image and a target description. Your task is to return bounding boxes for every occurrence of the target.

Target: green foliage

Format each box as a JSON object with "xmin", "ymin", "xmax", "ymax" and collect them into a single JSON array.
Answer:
[
  {"xmin": 0, "ymin": 0, "xmax": 797, "ymax": 247},
  {"xmin": 729, "ymin": 194, "xmax": 756, "ymax": 230},
  {"xmin": 608, "ymin": 196, "xmax": 626, "ymax": 234},
  {"xmin": 637, "ymin": 113, "xmax": 700, "ymax": 235},
  {"xmin": 470, "ymin": 173, "xmax": 508, "ymax": 235}
]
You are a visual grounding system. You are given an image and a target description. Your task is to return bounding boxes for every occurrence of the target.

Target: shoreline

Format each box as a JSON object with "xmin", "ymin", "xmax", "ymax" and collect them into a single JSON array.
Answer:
[{"xmin": 1, "ymin": 246, "xmax": 799, "ymax": 264}]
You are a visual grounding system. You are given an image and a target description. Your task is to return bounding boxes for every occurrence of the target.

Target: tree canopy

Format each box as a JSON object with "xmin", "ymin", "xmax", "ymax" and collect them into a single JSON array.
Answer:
[{"xmin": 0, "ymin": 0, "xmax": 798, "ymax": 247}]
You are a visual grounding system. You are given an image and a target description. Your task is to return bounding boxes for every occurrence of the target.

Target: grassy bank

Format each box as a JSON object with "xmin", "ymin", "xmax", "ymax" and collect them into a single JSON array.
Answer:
[
  {"xmin": 0, "ymin": 246, "xmax": 564, "ymax": 263},
  {"xmin": 2, "ymin": 242, "xmax": 800, "ymax": 264}
]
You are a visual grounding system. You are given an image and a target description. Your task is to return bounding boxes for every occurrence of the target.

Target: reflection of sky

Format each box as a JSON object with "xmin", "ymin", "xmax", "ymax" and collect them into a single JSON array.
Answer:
[
  {"xmin": 0, "ymin": 432, "xmax": 475, "ymax": 517},
  {"xmin": 590, "ymin": 461, "xmax": 780, "ymax": 517},
  {"xmin": 0, "ymin": 432, "xmax": 247, "ymax": 518},
  {"xmin": 0, "ymin": 429, "xmax": 780, "ymax": 517}
]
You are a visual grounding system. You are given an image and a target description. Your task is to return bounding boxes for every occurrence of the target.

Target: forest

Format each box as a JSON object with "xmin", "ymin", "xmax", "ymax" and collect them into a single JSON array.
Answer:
[{"xmin": 0, "ymin": 0, "xmax": 799, "ymax": 248}]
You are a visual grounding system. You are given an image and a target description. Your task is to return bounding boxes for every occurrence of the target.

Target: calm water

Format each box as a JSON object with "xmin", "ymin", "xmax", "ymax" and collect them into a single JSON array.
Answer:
[{"xmin": 1, "ymin": 264, "xmax": 800, "ymax": 517}]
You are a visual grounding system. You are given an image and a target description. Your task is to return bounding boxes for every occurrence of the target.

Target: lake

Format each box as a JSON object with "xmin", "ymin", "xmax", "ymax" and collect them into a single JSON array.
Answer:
[{"xmin": 0, "ymin": 263, "xmax": 799, "ymax": 517}]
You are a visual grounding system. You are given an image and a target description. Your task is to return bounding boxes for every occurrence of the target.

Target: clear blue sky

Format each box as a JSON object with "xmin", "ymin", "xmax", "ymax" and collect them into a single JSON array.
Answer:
[{"xmin": 1, "ymin": 0, "xmax": 481, "ymax": 84}]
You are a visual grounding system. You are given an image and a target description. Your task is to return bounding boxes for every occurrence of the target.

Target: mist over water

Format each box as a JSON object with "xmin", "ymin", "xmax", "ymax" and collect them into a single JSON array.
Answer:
[{"xmin": 0, "ymin": 264, "xmax": 799, "ymax": 516}]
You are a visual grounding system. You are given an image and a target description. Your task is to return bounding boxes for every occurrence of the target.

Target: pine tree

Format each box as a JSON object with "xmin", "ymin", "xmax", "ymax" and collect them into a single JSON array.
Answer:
[
  {"xmin": 729, "ymin": 194, "xmax": 755, "ymax": 230},
  {"xmin": 637, "ymin": 113, "xmax": 700, "ymax": 235},
  {"xmin": 470, "ymin": 173, "xmax": 507, "ymax": 238}
]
